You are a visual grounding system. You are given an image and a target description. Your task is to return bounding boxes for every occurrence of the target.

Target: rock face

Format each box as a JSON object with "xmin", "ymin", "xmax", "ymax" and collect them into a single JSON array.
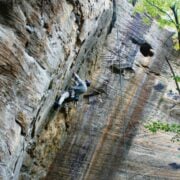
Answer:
[
  {"xmin": 45, "ymin": 1, "xmax": 180, "ymax": 180},
  {"xmin": 0, "ymin": 0, "xmax": 179, "ymax": 179},
  {"xmin": 0, "ymin": 0, "xmax": 113, "ymax": 179}
]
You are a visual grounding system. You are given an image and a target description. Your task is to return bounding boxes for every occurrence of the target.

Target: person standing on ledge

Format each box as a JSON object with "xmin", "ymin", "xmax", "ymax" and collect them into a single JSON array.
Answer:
[{"xmin": 54, "ymin": 72, "xmax": 91, "ymax": 109}]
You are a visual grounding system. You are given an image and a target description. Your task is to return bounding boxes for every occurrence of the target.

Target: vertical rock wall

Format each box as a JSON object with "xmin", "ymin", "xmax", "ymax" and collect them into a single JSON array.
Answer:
[
  {"xmin": 0, "ymin": 0, "xmax": 179, "ymax": 179},
  {"xmin": 0, "ymin": 0, "xmax": 113, "ymax": 179},
  {"xmin": 46, "ymin": 0, "xmax": 180, "ymax": 180}
]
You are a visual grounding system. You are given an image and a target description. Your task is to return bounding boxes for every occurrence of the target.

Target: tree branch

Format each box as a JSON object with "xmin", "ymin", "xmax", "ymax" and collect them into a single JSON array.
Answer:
[
  {"xmin": 165, "ymin": 56, "xmax": 180, "ymax": 94},
  {"xmin": 146, "ymin": 0, "xmax": 177, "ymax": 26},
  {"xmin": 170, "ymin": 4, "xmax": 180, "ymax": 49},
  {"xmin": 163, "ymin": 35, "xmax": 180, "ymax": 95}
]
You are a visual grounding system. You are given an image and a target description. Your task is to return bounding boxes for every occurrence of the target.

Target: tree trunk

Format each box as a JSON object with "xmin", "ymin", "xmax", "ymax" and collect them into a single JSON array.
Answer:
[
  {"xmin": 165, "ymin": 57, "xmax": 180, "ymax": 95},
  {"xmin": 178, "ymin": 31, "xmax": 180, "ymax": 50},
  {"xmin": 170, "ymin": 5, "xmax": 180, "ymax": 50}
]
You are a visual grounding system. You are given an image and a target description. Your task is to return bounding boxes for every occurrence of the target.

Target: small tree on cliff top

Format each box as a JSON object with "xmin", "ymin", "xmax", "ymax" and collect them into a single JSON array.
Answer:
[
  {"xmin": 130, "ymin": 0, "xmax": 180, "ymax": 50},
  {"xmin": 129, "ymin": 0, "xmax": 180, "ymax": 94}
]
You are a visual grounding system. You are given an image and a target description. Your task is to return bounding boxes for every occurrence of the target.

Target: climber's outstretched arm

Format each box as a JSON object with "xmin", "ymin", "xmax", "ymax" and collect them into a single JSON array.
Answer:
[{"xmin": 73, "ymin": 73, "xmax": 83, "ymax": 84}]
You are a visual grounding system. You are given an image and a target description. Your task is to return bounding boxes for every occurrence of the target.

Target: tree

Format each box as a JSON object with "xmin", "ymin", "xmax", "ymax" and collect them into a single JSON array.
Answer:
[
  {"xmin": 129, "ymin": 0, "xmax": 180, "ymax": 94},
  {"xmin": 130, "ymin": 0, "xmax": 180, "ymax": 50}
]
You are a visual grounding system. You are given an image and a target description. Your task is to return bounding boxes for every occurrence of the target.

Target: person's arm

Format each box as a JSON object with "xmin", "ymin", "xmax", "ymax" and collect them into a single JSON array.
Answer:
[{"xmin": 73, "ymin": 73, "xmax": 84, "ymax": 84}]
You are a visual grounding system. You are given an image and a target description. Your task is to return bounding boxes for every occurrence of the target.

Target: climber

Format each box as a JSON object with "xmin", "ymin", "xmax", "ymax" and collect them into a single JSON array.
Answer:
[{"xmin": 54, "ymin": 72, "xmax": 91, "ymax": 109}]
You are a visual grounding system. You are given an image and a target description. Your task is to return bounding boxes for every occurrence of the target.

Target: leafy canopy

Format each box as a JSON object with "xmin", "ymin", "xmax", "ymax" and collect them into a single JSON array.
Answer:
[
  {"xmin": 130, "ymin": 0, "xmax": 180, "ymax": 93},
  {"xmin": 135, "ymin": 0, "xmax": 179, "ymax": 25},
  {"xmin": 130, "ymin": 0, "xmax": 180, "ymax": 49}
]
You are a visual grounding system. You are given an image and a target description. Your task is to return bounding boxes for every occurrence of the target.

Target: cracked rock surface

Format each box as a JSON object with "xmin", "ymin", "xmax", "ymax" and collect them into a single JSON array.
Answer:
[
  {"xmin": 0, "ymin": 0, "xmax": 179, "ymax": 179},
  {"xmin": 0, "ymin": 0, "xmax": 113, "ymax": 179}
]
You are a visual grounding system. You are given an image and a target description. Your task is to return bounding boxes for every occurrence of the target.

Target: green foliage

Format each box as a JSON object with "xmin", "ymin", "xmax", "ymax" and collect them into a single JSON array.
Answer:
[
  {"xmin": 142, "ymin": 16, "xmax": 151, "ymax": 25},
  {"xmin": 130, "ymin": 0, "xmax": 180, "ymax": 49},
  {"xmin": 144, "ymin": 121, "xmax": 180, "ymax": 133},
  {"xmin": 144, "ymin": 121, "xmax": 180, "ymax": 142},
  {"xmin": 133, "ymin": 0, "xmax": 180, "ymax": 23},
  {"xmin": 173, "ymin": 75, "xmax": 180, "ymax": 82}
]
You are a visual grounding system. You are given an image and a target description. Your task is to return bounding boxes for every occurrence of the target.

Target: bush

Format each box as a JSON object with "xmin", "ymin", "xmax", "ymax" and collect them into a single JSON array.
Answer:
[{"xmin": 144, "ymin": 121, "xmax": 180, "ymax": 142}]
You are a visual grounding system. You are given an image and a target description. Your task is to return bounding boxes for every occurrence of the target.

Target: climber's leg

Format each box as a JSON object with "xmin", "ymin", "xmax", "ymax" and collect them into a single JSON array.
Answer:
[{"xmin": 58, "ymin": 91, "xmax": 70, "ymax": 106}]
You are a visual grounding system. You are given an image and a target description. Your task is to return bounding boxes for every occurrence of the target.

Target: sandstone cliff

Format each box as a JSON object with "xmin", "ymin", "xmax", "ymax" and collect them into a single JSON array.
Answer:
[
  {"xmin": 0, "ymin": 0, "xmax": 179, "ymax": 180},
  {"xmin": 0, "ymin": 0, "xmax": 113, "ymax": 179}
]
